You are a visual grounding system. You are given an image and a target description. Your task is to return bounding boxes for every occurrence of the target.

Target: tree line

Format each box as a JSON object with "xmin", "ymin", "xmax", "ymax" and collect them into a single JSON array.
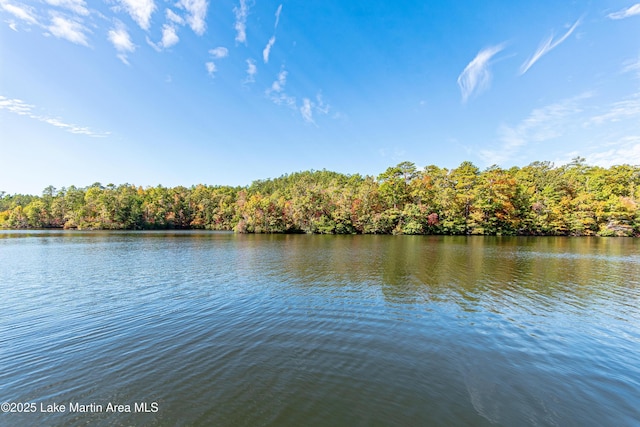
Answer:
[{"xmin": 1, "ymin": 158, "xmax": 638, "ymax": 236}]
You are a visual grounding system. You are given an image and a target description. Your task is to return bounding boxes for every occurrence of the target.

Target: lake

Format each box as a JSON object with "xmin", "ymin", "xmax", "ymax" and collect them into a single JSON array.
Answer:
[{"xmin": 1, "ymin": 231, "xmax": 639, "ymax": 426}]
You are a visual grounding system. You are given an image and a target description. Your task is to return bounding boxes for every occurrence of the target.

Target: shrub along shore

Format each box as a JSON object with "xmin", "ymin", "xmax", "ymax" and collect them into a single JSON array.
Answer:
[{"xmin": 2, "ymin": 159, "xmax": 639, "ymax": 236}]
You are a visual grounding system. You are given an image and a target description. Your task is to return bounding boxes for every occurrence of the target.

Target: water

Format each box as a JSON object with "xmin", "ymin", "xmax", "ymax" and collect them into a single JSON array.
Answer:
[{"xmin": 1, "ymin": 231, "xmax": 639, "ymax": 426}]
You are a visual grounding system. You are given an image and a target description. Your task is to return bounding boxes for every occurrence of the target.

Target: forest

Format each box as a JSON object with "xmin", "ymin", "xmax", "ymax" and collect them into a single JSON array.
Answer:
[{"xmin": 1, "ymin": 158, "xmax": 639, "ymax": 236}]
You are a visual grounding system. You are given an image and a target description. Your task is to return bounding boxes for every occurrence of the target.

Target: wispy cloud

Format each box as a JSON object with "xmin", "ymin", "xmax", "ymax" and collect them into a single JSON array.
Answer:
[
  {"xmin": 622, "ymin": 57, "xmax": 640, "ymax": 78},
  {"xmin": 108, "ymin": 21, "xmax": 135, "ymax": 64},
  {"xmin": 299, "ymin": 94, "xmax": 330, "ymax": 125},
  {"xmin": 233, "ymin": 0, "xmax": 249, "ymax": 44},
  {"xmin": 146, "ymin": 23, "xmax": 179, "ymax": 51},
  {"xmin": 209, "ymin": 46, "xmax": 228, "ymax": 59},
  {"xmin": 0, "ymin": 95, "xmax": 109, "ymax": 137},
  {"xmin": 274, "ymin": 4, "xmax": 282, "ymax": 28},
  {"xmin": 457, "ymin": 43, "xmax": 505, "ymax": 103},
  {"xmin": 0, "ymin": 1, "xmax": 38, "ymax": 25},
  {"xmin": 607, "ymin": 3, "xmax": 640, "ymax": 20},
  {"xmin": 0, "ymin": 96, "xmax": 32, "ymax": 115},
  {"xmin": 205, "ymin": 61, "xmax": 216, "ymax": 77},
  {"xmin": 520, "ymin": 18, "xmax": 581, "ymax": 75},
  {"xmin": 300, "ymin": 98, "xmax": 314, "ymax": 124},
  {"xmin": 587, "ymin": 136, "xmax": 640, "ymax": 166},
  {"xmin": 479, "ymin": 93, "xmax": 590, "ymax": 164},
  {"xmin": 47, "ymin": 13, "xmax": 90, "ymax": 46},
  {"xmin": 205, "ymin": 47, "xmax": 228, "ymax": 77},
  {"xmin": 315, "ymin": 93, "xmax": 330, "ymax": 115},
  {"xmin": 266, "ymin": 68, "xmax": 295, "ymax": 107},
  {"xmin": 263, "ymin": 36, "xmax": 275, "ymax": 63},
  {"xmin": 45, "ymin": 0, "xmax": 89, "ymax": 16},
  {"xmin": 117, "ymin": 0, "xmax": 155, "ymax": 30},
  {"xmin": 586, "ymin": 92, "xmax": 640, "ymax": 126},
  {"xmin": 177, "ymin": 0, "xmax": 208, "ymax": 35},
  {"xmin": 270, "ymin": 69, "xmax": 287, "ymax": 92},
  {"xmin": 244, "ymin": 58, "xmax": 257, "ymax": 83},
  {"xmin": 166, "ymin": 8, "xmax": 184, "ymax": 25}
]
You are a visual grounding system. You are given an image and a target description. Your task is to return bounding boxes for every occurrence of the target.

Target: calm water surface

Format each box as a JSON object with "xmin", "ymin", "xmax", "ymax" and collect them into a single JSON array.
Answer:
[{"xmin": 1, "ymin": 231, "xmax": 639, "ymax": 426}]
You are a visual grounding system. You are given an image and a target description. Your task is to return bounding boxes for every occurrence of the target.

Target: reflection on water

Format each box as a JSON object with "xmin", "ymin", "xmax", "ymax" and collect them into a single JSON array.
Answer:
[{"xmin": 1, "ymin": 231, "xmax": 639, "ymax": 426}]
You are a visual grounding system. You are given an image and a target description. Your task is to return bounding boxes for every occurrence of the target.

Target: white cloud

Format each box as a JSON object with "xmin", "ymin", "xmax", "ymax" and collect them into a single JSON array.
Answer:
[
  {"xmin": 0, "ymin": 96, "xmax": 32, "ymax": 115},
  {"xmin": 266, "ymin": 69, "xmax": 295, "ymax": 107},
  {"xmin": 270, "ymin": 69, "xmax": 287, "ymax": 92},
  {"xmin": 0, "ymin": 1, "xmax": 38, "ymax": 24},
  {"xmin": 299, "ymin": 94, "xmax": 330, "ymax": 125},
  {"xmin": 0, "ymin": 95, "xmax": 109, "ymax": 137},
  {"xmin": 117, "ymin": 0, "xmax": 155, "ymax": 30},
  {"xmin": 204, "ymin": 48, "xmax": 227, "ymax": 78},
  {"xmin": 233, "ymin": 0, "xmax": 249, "ymax": 44},
  {"xmin": 160, "ymin": 24, "xmax": 179, "ymax": 48},
  {"xmin": 204, "ymin": 47, "xmax": 227, "ymax": 77},
  {"xmin": 315, "ymin": 93, "xmax": 330, "ymax": 115},
  {"xmin": 244, "ymin": 58, "xmax": 257, "ymax": 83},
  {"xmin": 622, "ymin": 57, "xmax": 640, "ymax": 78},
  {"xmin": 300, "ymin": 98, "xmax": 314, "ymax": 124},
  {"xmin": 607, "ymin": 3, "xmax": 640, "ymax": 20},
  {"xmin": 205, "ymin": 61, "xmax": 216, "ymax": 76},
  {"xmin": 587, "ymin": 92, "xmax": 640, "ymax": 126},
  {"xmin": 274, "ymin": 4, "xmax": 282, "ymax": 28},
  {"xmin": 587, "ymin": 136, "xmax": 640, "ymax": 166},
  {"xmin": 262, "ymin": 36, "xmax": 275, "ymax": 63},
  {"xmin": 166, "ymin": 8, "xmax": 184, "ymax": 25},
  {"xmin": 48, "ymin": 14, "xmax": 89, "ymax": 46},
  {"xmin": 209, "ymin": 46, "xmax": 228, "ymax": 59},
  {"xmin": 147, "ymin": 23, "xmax": 180, "ymax": 50},
  {"xmin": 108, "ymin": 21, "xmax": 135, "ymax": 64},
  {"xmin": 45, "ymin": 0, "xmax": 89, "ymax": 16},
  {"xmin": 520, "ymin": 18, "xmax": 581, "ymax": 75},
  {"xmin": 177, "ymin": 0, "xmax": 208, "ymax": 35},
  {"xmin": 479, "ymin": 93, "xmax": 590, "ymax": 164},
  {"xmin": 39, "ymin": 116, "xmax": 98, "ymax": 135},
  {"xmin": 457, "ymin": 43, "xmax": 505, "ymax": 103}
]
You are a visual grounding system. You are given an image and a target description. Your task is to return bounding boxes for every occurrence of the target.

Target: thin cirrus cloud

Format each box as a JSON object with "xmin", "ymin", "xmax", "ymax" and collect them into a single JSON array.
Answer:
[
  {"xmin": 1, "ymin": 1, "xmax": 39, "ymax": 25},
  {"xmin": 205, "ymin": 62, "xmax": 216, "ymax": 76},
  {"xmin": 479, "ymin": 94, "xmax": 590, "ymax": 165},
  {"xmin": 48, "ymin": 13, "xmax": 90, "ymax": 46},
  {"xmin": 520, "ymin": 18, "xmax": 581, "ymax": 75},
  {"xmin": 166, "ymin": 8, "xmax": 184, "ymax": 25},
  {"xmin": 263, "ymin": 5, "xmax": 282, "ymax": 63},
  {"xmin": 0, "ymin": 96, "xmax": 109, "ymax": 137},
  {"xmin": 299, "ymin": 94, "xmax": 330, "ymax": 125},
  {"xmin": 108, "ymin": 21, "xmax": 135, "ymax": 64},
  {"xmin": 244, "ymin": 58, "xmax": 257, "ymax": 83},
  {"xmin": 233, "ymin": 0, "xmax": 249, "ymax": 44},
  {"xmin": 300, "ymin": 98, "xmax": 314, "ymax": 124},
  {"xmin": 607, "ymin": 3, "xmax": 640, "ymax": 20},
  {"xmin": 117, "ymin": 0, "xmax": 156, "ymax": 31},
  {"xmin": 45, "ymin": 0, "xmax": 88, "ymax": 16},
  {"xmin": 274, "ymin": 4, "xmax": 282, "ymax": 28},
  {"xmin": 266, "ymin": 68, "xmax": 296, "ymax": 107},
  {"xmin": 177, "ymin": 0, "xmax": 208, "ymax": 35},
  {"xmin": 457, "ymin": 43, "xmax": 505, "ymax": 103},
  {"xmin": 263, "ymin": 36, "xmax": 275, "ymax": 63},
  {"xmin": 588, "ymin": 136, "xmax": 640, "ymax": 167}
]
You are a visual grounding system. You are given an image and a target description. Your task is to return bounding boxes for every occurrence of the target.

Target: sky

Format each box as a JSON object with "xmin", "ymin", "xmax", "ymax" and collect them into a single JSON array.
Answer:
[{"xmin": 1, "ymin": 0, "xmax": 640, "ymax": 195}]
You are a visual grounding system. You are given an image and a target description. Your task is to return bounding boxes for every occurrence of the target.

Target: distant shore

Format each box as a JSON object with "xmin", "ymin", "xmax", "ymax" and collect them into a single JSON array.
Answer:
[{"xmin": 2, "ymin": 160, "xmax": 639, "ymax": 237}]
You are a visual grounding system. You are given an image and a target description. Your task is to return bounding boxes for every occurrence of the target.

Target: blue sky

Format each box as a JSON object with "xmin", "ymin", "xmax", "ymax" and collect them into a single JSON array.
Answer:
[{"xmin": 1, "ymin": 0, "xmax": 639, "ymax": 195}]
